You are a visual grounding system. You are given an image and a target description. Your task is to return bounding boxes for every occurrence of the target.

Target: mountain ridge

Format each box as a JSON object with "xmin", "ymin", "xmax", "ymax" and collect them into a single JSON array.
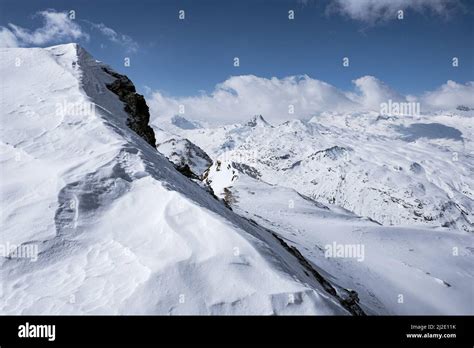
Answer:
[{"xmin": 0, "ymin": 43, "xmax": 366, "ymax": 315}]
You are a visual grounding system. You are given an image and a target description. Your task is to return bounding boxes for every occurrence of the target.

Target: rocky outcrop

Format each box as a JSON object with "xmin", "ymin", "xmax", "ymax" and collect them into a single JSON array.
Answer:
[
  {"xmin": 231, "ymin": 162, "xmax": 261, "ymax": 179},
  {"xmin": 102, "ymin": 67, "xmax": 156, "ymax": 148},
  {"xmin": 246, "ymin": 115, "xmax": 271, "ymax": 127},
  {"xmin": 456, "ymin": 105, "xmax": 472, "ymax": 111}
]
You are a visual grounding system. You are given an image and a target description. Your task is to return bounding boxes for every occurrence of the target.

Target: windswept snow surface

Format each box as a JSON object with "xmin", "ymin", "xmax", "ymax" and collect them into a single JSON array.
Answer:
[
  {"xmin": 0, "ymin": 44, "xmax": 353, "ymax": 315},
  {"xmin": 205, "ymin": 163, "xmax": 474, "ymax": 314}
]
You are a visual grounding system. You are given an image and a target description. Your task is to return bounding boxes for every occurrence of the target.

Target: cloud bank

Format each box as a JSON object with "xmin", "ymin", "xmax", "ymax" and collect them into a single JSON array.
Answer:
[
  {"xmin": 149, "ymin": 75, "xmax": 474, "ymax": 125},
  {"xmin": 149, "ymin": 75, "xmax": 357, "ymax": 125},
  {"xmin": 420, "ymin": 80, "xmax": 474, "ymax": 110}
]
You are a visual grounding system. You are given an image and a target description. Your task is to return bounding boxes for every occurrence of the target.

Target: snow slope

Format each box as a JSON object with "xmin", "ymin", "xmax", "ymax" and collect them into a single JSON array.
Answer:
[
  {"xmin": 163, "ymin": 113, "xmax": 473, "ymax": 232},
  {"xmin": 205, "ymin": 162, "xmax": 474, "ymax": 314},
  {"xmin": 0, "ymin": 44, "xmax": 360, "ymax": 315}
]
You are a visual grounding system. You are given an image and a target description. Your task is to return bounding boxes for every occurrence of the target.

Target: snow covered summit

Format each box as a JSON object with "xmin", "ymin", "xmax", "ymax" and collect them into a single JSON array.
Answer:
[
  {"xmin": 0, "ymin": 44, "xmax": 362, "ymax": 315},
  {"xmin": 246, "ymin": 115, "xmax": 271, "ymax": 127}
]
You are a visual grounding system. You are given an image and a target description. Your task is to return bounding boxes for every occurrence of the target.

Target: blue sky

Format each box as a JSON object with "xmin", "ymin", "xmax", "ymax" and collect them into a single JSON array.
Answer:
[{"xmin": 1, "ymin": 0, "xmax": 473, "ymax": 97}]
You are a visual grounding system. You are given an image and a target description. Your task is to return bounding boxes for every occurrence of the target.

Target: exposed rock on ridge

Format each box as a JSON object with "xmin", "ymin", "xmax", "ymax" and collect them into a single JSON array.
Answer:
[{"xmin": 102, "ymin": 67, "xmax": 156, "ymax": 148}]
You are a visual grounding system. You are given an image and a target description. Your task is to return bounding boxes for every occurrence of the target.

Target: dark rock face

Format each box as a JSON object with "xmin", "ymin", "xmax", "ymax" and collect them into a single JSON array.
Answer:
[
  {"xmin": 246, "ymin": 115, "xmax": 271, "ymax": 127},
  {"xmin": 456, "ymin": 105, "xmax": 472, "ymax": 111},
  {"xmin": 175, "ymin": 163, "xmax": 199, "ymax": 180},
  {"xmin": 102, "ymin": 67, "xmax": 156, "ymax": 148},
  {"xmin": 231, "ymin": 162, "xmax": 261, "ymax": 179},
  {"xmin": 308, "ymin": 146, "xmax": 351, "ymax": 161}
]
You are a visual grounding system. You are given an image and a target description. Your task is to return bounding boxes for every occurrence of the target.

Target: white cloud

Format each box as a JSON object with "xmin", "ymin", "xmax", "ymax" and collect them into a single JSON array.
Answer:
[
  {"xmin": 328, "ymin": 0, "xmax": 459, "ymax": 23},
  {"xmin": 149, "ymin": 75, "xmax": 359, "ymax": 125},
  {"xmin": 421, "ymin": 80, "xmax": 474, "ymax": 110},
  {"xmin": 2, "ymin": 10, "xmax": 89, "ymax": 47},
  {"xmin": 0, "ymin": 27, "xmax": 19, "ymax": 47},
  {"xmin": 349, "ymin": 75, "xmax": 405, "ymax": 110},
  {"xmin": 86, "ymin": 22, "xmax": 139, "ymax": 53},
  {"xmin": 0, "ymin": 10, "xmax": 138, "ymax": 53},
  {"xmin": 149, "ymin": 75, "xmax": 474, "ymax": 125}
]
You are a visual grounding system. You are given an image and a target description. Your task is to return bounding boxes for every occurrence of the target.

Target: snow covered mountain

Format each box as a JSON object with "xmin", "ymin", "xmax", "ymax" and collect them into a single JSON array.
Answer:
[
  {"xmin": 161, "ymin": 113, "xmax": 473, "ymax": 232},
  {"xmin": 155, "ymin": 127, "xmax": 212, "ymax": 180},
  {"xmin": 1, "ymin": 44, "xmax": 472, "ymax": 316},
  {"xmin": 150, "ymin": 111, "xmax": 474, "ymax": 314},
  {"xmin": 203, "ymin": 161, "xmax": 474, "ymax": 314},
  {"xmin": 0, "ymin": 44, "xmax": 368, "ymax": 315}
]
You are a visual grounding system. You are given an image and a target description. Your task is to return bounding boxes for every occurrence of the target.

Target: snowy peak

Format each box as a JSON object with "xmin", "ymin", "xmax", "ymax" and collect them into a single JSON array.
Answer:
[
  {"xmin": 246, "ymin": 114, "xmax": 271, "ymax": 127},
  {"xmin": 307, "ymin": 146, "xmax": 352, "ymax": 161},
  {"xmin": 157, "ymin": 136, "xmax": 213, "ymax": 179},
  {"xmin": 171, "ymin": 115, "xmax": 202, "ymax": 130},
  {"xmin": 42, "ymin": 43, "xmax": 157, "ymax": 148}
]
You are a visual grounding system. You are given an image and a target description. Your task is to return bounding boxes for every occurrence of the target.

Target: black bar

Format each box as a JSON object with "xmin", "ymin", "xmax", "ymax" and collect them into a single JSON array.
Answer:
[{"xmin": 0, "ymin": 315, "xmax": 472, "ymax": 346}]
